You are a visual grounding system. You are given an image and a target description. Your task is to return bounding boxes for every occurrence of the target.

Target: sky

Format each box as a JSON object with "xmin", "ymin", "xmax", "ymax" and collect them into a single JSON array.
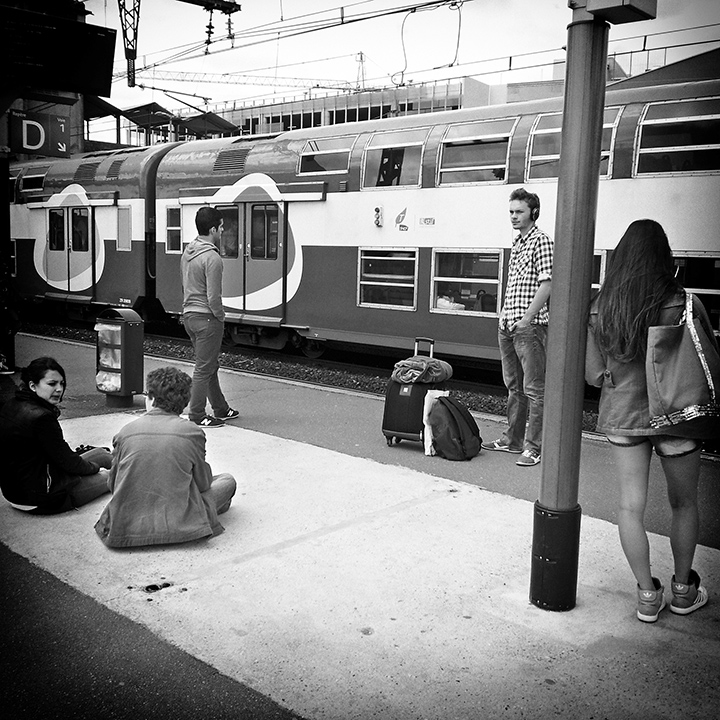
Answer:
[{"xmin": 83, "ymin": 0, "xmax": 720, "ymax": 126}]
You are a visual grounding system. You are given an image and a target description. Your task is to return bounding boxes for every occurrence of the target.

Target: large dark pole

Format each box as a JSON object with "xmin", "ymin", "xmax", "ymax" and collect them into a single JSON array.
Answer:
[
  {"xmin": 529, "ymin": 0, "xmax": 658, "ymax": 610},
  {"xmin": 529, "ymin": 13, "xmax": 610, "ymax": 611}
]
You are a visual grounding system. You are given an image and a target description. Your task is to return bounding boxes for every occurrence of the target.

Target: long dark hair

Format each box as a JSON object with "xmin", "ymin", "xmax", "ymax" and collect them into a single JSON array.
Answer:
[
  {"xmin": 20, "ymin": 356, "xmax": 67, "ymax": 400},
  {"xmin": 594, "ymin": 219, "xmax": 681, "ymax": 362}
]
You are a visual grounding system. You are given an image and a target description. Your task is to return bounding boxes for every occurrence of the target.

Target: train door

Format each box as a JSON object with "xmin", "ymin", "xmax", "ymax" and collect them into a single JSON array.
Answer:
[
  {"xmin": 246, "ymin": 202, "xmax": 283, "ymax": 316},
  {"xmin": 217, "ymin": 201, "xmax": 285, "ymax": 320},
  {"xmin": 45, "ymin": 206, "xmax": 95, "ymax": 297}
]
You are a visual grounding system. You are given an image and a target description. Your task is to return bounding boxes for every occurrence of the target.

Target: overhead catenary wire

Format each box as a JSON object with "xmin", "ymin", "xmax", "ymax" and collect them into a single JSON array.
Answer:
[{"xmin": 115, "ymin": 0, "xmax": 476, "ymax": 80}]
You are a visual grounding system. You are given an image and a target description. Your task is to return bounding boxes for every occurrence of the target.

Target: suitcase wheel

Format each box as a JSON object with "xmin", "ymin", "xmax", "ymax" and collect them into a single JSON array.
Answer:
[{"xmin": 386, "ymin": 436, "xmax": 401, "ymax": 446}]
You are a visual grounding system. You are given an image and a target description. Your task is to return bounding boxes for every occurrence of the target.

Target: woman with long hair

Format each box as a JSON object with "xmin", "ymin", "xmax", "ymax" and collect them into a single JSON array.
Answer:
[
  {"xmin": 0, "ymin": 356, "xmax": 112, "ymax": 514},
  {"xmin": 586, "ymin": 219, "xmax": 716, "ymax": 622}
]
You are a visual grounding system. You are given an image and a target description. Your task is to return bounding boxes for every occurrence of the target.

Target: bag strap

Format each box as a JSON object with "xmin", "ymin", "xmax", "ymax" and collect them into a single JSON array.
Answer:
[{"xmin": 684, "ymin": 292, "xmax": 717, "ymax": 403}]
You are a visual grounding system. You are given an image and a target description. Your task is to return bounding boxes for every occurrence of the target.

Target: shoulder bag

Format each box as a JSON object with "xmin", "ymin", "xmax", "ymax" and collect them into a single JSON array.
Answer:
[{"xmin": 646, "ymin": 292, "xmax": 720, "ymax": 438}]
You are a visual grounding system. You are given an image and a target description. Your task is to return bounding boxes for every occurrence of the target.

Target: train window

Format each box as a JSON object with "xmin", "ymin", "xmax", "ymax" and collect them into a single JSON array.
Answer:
[
  {"xmin": 251, "ymin": 205, "xmax": 278, "ymax": 260},
  {"xmin": 358, "ymin": 249, "xmax": 417, "ymax": 309},
  {"xmin": 431, "ymin": 250, "xmax": 502, "ymax": 314},
  {"xmin": 20, "ymin": 166, "xmax": 49, "ymax": 192},
  {"xmin": 439, "ymin": 118, "xmax": 517, "ymax": 185},
  {"xmin": 636, "ymin": 98, "xmax": 720, "ymax": 175},
  {"xmin": 49, "ymin": 209, "xmax": 65, "ymax": 252},
  {"xmin": 216, "ymin": 205, "xmax": 239, "ymax": 259},
  {"xmin": 674, "ymin": 254, "xmax": 720, "ymax": 333},
  {"xmin": 299, "ymin": 137, "xmax": 356, "ymax": 174},
  {"xmin": 527, "ymin": 108, "xmax": 620, "ymax": 180},
  {"xmin": 117, "ymin": 207, "xmax": 132, "ymax": 251},
  {"xmin": 71, "ymin": 208, "xmax": 89, "ymax": 252},
  {"xmin": 166, "ymin": 207, "xmax": 182, "ymax": 253},
  {"xmin": 362, "ymin": 128, "xmax": 429, "ymax": 188}
]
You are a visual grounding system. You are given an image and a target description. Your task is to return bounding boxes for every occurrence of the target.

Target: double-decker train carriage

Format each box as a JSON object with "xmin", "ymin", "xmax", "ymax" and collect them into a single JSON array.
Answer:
[{"xmin": 8, "ymin": 70, "xmax": 720, "ymax": 362}]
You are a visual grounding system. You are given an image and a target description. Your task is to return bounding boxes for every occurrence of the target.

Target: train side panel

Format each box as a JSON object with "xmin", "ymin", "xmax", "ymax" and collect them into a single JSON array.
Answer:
[{"xmin": 10, "ymin": 145, "xmax": 177, "ymax": 313}]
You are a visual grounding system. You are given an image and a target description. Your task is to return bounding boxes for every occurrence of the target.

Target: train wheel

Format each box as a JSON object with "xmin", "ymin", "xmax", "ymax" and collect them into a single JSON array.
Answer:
[{"xmin": 301, "ymin": 339, "xmax": 326, "ymax": 358}]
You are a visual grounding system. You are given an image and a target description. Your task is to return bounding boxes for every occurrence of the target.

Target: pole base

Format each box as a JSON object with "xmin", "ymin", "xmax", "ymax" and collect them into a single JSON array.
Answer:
[
  {"xmin": 105, "ymin": 394, "xmax": 134, "ymax": 408},
  {"xmin": 530, "ymin": 501, "xmax": 582, "ymax": 611}
]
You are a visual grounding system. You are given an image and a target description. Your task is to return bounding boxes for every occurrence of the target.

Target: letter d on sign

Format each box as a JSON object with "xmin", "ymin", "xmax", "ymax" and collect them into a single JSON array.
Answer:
[{"xmin": 22, "ymin": 120, "xmax": 46, "ymax": 151}]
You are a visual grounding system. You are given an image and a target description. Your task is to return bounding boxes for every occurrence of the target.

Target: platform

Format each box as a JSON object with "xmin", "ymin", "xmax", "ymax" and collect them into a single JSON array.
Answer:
[{"xmin": 2, "ymin": 334, "xmax": 719, "ymax": 719}]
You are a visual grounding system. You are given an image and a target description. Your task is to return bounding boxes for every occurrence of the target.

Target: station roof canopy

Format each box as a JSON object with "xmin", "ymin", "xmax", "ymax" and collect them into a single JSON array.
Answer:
[
  {"xmin": 122, "ymin": 102, "xmax": 178, "ymax": 128},
  {"xmin": 83, "ymin": 95, "xmax": 124, "ymax": 121},
  {"xmin": 179, "ymin": 112, "xmax": 238, "ymax": 135},
  {"xmin": 117, "ymin": 102, "xmax": 238, "ymax": 136}
]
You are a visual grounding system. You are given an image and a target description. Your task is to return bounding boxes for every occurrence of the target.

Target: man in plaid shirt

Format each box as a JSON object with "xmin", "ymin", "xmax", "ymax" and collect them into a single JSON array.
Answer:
[{"xmin": 482, "ymin": 188, "xmax": 553, "ymax": 466}]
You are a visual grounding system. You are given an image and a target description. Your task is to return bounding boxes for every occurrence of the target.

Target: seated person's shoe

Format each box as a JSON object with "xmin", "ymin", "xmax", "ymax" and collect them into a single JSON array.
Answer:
[
  {"xmin": 670, "ymin": 569, "xmax": 708, "ymax": 615},
  {"xmin": 636, "ymin": 577, "xmax": 666, "ymax": 623}
]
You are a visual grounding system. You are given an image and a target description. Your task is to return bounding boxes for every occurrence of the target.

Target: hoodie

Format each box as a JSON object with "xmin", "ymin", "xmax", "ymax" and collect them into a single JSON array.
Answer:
[{"xmin": 181, "ymin": 237, "xmax": 225, "ymax": 322}]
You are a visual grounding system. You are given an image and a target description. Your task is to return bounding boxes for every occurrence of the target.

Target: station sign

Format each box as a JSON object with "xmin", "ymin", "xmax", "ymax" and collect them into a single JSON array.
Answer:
[{"xmin": 8, "ymin": 110, "xmax": 71, "ymax": 158}]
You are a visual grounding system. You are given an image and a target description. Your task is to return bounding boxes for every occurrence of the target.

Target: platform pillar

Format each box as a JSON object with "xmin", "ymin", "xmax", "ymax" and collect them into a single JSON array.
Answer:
[{"xmin": 530, "ymin": 1, "xmax": 657, "ymax": 611}]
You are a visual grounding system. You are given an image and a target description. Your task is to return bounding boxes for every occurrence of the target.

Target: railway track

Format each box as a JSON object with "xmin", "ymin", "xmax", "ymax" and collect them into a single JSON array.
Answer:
[
  {"xmin": 16, "ymin": 322, "xmax": 720, "ymax": 458},
  {"xmin": 20, "ymin": 319, "xmax": 597, "ymax": 430}
]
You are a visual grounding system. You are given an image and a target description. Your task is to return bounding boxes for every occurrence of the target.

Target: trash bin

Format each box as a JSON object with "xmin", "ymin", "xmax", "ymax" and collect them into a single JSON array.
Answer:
[{"xmin": 94, "ymin": 308, "xmax": 144, "ymax": 408}]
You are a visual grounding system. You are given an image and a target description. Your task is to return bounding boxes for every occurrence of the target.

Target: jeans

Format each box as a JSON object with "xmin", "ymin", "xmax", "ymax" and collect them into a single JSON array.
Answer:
[
  {"xmin": 30, "ymin": 447, "xmax": 113, "ymax": 514},
  {"xmin": 183, "ymin": 313, "xmax": 230, "ymax": 422},
  {"xmin": 205, "ymin": 473, "xmax": 237, "ymax": 515},
  {"xmin": 498, "ymin": 325, "xmax": 547, "ymax": 454}
]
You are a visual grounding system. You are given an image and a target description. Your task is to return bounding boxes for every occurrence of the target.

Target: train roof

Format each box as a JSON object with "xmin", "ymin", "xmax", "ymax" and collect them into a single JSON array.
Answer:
[{"xmin": 273, "ymin": 76, "xmax": 720, "ymax": 143}]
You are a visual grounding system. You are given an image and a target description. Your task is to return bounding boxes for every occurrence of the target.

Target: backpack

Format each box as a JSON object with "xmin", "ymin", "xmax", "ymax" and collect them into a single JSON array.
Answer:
[{"xmin": 427, "ymin": 396, "xmax": 482, "ymax": 461}]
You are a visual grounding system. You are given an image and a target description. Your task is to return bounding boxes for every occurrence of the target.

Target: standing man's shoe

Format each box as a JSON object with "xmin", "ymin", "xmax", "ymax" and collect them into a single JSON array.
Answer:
[
  {"xmin": 216, "ymin": 408, "xmax": 239, "ymax": 421},
  {"xmin": 194, "ymin": 415, "xmax": 225, "ymax": 428},
  {"xmin": 516, "ymin": 449, "xmax": 541, "ymax": 466},
  {"xmin": 481, "ymin": 439, "xmax": 522, "ymax": 453}
]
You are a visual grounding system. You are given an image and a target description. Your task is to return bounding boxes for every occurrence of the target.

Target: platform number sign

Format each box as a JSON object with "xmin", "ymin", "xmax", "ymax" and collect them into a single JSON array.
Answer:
[{"xmin": 9, "ymin": 110, "xmax": 71, "ymax": 158}]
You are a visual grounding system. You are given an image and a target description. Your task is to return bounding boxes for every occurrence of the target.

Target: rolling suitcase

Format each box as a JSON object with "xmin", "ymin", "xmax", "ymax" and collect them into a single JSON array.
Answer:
[{"xmin": 382, "ymin": 337, "xmax": 447, "ymax": 446}]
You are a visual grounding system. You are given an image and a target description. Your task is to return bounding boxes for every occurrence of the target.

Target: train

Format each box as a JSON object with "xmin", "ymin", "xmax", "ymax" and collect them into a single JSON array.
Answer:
[{"xmin": 8, "ymin": 70, "xmax": 720, "ymax": 362}]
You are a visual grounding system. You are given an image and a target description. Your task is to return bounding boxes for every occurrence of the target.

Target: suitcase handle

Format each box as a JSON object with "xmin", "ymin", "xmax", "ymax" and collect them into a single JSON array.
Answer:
[{"xmin": 414, "ymin": 337, "xmax": 435, "ymax": 357}]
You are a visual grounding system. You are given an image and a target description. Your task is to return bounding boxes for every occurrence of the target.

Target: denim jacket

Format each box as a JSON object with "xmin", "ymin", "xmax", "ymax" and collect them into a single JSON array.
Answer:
[{"xmin": 586, "ymin": 292, "xmax": 717, "ymax": 437}]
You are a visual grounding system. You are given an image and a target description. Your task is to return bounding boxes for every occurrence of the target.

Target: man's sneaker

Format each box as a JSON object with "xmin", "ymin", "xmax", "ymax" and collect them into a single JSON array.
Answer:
[
  {"xmin": 637, "ymin": 577, "xmax": 666, "ymax": 623},
  {"xmin": 670, "ymin": 569, "xmax": 708, "ymax": 615},
  {"xmin": 216, "ymin": 408, "xmax": 240, "ymax": 421},
  {"xmin": 194, "ymin": 415, "xmax": 225, "ymax": 428},
  {"xmin": 516, "ymin": 449, "xmax": 541, "ymax": 467},
  {"xmin": 481, "ymin": 439, "xmax": 522, "ymax": 453}
]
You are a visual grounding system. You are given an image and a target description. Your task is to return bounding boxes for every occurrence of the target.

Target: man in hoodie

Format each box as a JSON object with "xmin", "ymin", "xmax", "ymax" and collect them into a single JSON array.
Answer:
[{"xmin": 181, "ymin": 206, "xmax": 239, "ymax": 428}]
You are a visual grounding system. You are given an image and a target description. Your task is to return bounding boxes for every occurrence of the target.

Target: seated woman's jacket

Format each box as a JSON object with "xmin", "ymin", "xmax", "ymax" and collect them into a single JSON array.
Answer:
[
  {"xmin": 0, "ymin": 388, "xmax": 100, "ymax": 509},
  {"xmin": 94, "ymin": 408, "xmax": 224, "ymax": 548}
]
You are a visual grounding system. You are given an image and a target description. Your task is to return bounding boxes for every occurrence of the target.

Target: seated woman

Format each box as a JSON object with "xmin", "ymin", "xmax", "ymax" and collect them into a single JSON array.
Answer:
[
  {"xmin": 95, "ymin": 366, "xmax": 236, "ymax": 548},
  {"xmin": 0, "ymin": 357, "xmax": 112, "ymax": 514}
]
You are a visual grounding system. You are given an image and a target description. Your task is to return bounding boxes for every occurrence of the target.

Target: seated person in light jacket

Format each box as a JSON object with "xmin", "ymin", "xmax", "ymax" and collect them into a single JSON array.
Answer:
[
  {"xmin": 95, "ymin": 366, "xmax": 236, "ymax": 548},
  {"xmin": 0, "ymin": 356, "xmax": 112, "ymax": 514}
]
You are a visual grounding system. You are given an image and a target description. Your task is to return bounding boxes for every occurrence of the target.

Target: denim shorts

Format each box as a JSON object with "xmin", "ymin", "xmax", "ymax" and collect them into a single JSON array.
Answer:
[{"xmin": 606, "ymin": 434, "xmax": 702, "ymax": 458}]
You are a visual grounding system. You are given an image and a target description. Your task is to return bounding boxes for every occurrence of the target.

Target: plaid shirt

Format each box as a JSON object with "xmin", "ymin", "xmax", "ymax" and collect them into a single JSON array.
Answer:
[{"xmin": 499, "ymin": 225, "xmax": 553, "ymax": 329}]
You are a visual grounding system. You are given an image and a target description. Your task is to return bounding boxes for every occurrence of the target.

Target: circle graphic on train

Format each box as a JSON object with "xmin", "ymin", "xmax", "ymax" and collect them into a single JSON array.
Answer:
[
  {"xmin": 33, "ymin": 184, "xmax": 105, "ymax": 292},
  {"xmin": 208, "ymin": 173, "xmax": 301, "ymax": 312}
]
